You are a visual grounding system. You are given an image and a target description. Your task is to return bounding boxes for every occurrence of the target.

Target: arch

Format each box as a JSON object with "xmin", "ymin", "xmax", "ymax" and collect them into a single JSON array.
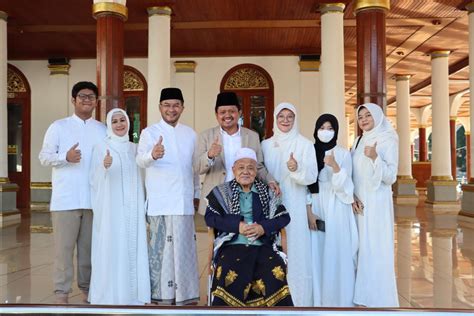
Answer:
[
  {"xmin": 220, "ymin": 64, "xmax": 274, "ymax": 139},
  {"xmin": 7, "ymin": 63, "xmax": 31, "ymax": 211},
  {"xmin": 123, "ymin": 65, "xmax": 147, "ymax": 143}
]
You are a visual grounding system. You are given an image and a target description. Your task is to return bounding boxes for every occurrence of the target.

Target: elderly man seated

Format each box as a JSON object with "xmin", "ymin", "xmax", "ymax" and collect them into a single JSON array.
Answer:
[{"xmin": 205, "ymin": 147, "xmax": 293, "ymax": 307}]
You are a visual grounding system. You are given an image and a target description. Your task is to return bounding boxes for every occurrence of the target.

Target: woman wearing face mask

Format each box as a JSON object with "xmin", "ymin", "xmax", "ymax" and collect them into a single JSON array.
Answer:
[
  {"xmin": 351, "ymin": 103, "xmax": 399, "ymax": 307},
  {"xmin": 89, "ymin": 108, "xmax": 150, "ymax": 305},
  {"xmin": 308, "ymin": 114, "xmax": 358, "ymax": 307},
  {"xmin": 261, "ymin": 102, "xmax": 318, "ymax": 306}
]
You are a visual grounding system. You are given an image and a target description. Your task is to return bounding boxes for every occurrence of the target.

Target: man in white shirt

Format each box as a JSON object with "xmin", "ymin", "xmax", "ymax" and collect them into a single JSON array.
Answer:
[
  {"xmin": 136, "ymin": 87, "xmax": 199, "ymax": 305},
  {"xmin": 39, "ymin": 81, "xmax": 106, "ymax": 304},
  {"xmin": 195, "ymin": 91, "xmax": 280, "ymax": 215}
]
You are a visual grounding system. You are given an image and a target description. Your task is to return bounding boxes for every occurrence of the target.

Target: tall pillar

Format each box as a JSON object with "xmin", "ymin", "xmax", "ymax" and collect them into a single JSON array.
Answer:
[
  {"xmin": 426, "ymin": 51, "xmax": 458, "ymax": 210},
  {"xmin": 299, "ymin": 59, "xmax": 321, "ymax": 139},
  {"xmin": 93, "ymin": 1, "xmax": 127, "ymax": 121},
  {"xmin": 320, "ymin": 3, "xmax": 347, "ymax": 147},
  {"xmin": 173, "ymin": 61, "xmax": 196, "ymax": 129},
  {"xmin": 354, "ymin": 0, "xmax": 389, "ymax": 109},
  {"xmin": 462, "ymin": 2, "xmax": 474, "ymax": 217},
  {"xmin": 419, "ymin": 126, "xmax": 428, "ymax": 161},
  {"xmin": 147, "ymin": 6, "xmax": 171, "ymax": 124},
  {"xmin": 450, "ymin": 117, "xmax": 457, "ymax": 179},
  {"xmin": 467, "ymin": 131, "xmax": 471, "ymax": 180},
  {"xmin": 432, "ymin": 230, "xmax": 455, "ymax": 308},
  {"xmin": 394, "ymin": 74, "xmax": 418, "ymax": 204},
  {"xmin": 396, "ymin": 218, "xmax": 413, "ymax": 307},
  {"xmin": 0, "ymin": 11, "xmax": 20, "ymax": 227}
]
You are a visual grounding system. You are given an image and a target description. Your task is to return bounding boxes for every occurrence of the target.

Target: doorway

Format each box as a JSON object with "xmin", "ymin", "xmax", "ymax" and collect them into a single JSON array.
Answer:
[
  {"xmin": 220, "ymin": 64, "xmax": 274, "ymax": 140},
  {"xmin": 7, "ymin": 64, "xmax": 31, "ymax": 212}
]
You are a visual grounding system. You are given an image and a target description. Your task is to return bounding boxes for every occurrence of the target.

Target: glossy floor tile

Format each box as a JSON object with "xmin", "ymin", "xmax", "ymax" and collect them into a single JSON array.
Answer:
[{"xmin": 0, "ymin": 196, "xmax": 473, "ymax": 309}]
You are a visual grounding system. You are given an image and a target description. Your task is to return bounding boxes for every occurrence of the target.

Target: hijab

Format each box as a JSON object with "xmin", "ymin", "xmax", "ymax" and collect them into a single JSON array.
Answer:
[
  {"xmin": 308, "ymin": 114, "xmax": 339, "ymax": 193},
  {"xmin": 106, "ymin": 108, "xmax": 130, "ymax": 152},
  {"xmin": 356, "ymin": 103, "xmax": 398, "ymax": 147}
]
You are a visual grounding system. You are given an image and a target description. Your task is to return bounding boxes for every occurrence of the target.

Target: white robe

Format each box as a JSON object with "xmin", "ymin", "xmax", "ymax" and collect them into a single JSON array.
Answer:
[
  {"xmin": 89, "ymin": 140, "xmax": 150, "ymax": 305},
  {"xmin": 262, "ymin": 134, "xmax": 318, "ymax": 306},
  {"xmin": 351, "ymin": 135, "xmax": 399, "ymax": 307},
  {"xmin": 310, "ymin": 145, "xmax": 358, "ymax": 307}
]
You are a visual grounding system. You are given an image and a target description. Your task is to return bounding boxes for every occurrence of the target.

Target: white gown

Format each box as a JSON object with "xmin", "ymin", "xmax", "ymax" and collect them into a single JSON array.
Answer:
[
  {"xmin": 89, "ymin": 140, "xmax": 150, "ymax": 305},
  {"xmin": 262, "ymin": 102, "xmax": 318, "ymax": 307},
  {"xmin": 311, "ymin": 145, "xmax": 358, "ymax": 307},
  {"xmin": 351, "ymin": 134, "xmax": 399, "ymax": 307}
]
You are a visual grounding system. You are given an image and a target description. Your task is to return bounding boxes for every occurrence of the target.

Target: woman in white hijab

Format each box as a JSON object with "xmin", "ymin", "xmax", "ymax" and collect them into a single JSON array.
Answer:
[
  {"xmin": 261, "ymin": 102, "xmax": 318, "ymax": 306},
  {"xmin": 351, "ymin": 103, "xmax": 399, "ymax": 307},
  {"xmin": 89, "ymin": 108, "xmax": 150, "ymax": 305}
]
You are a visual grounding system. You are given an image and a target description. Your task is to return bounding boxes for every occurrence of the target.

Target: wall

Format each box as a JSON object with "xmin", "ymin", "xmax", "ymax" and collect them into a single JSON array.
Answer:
[{"xmin": 10, "ymin": 56, "xmax": 321, "ymax": 184}]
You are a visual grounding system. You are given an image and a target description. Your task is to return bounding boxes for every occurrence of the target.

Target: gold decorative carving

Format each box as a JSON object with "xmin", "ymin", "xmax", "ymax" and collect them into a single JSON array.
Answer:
[
  {"xmin": 174, "ymin": 61, "xmax": 196, "ymax": 73},
  {"xmin": 354, "ymin": 0, "xmax": 390, "ymax": 13},
  {"xmin": 147, "ymin": 6, "xmax": 172, "ymax": 17},
  {"xmin": 0, "ymin": 177, "xmax": 9, "ymax": 184},
  {"xmin": 320, "ymin": 3, "xmax": 345, "ymax": 14},
  {"xmin": 298, "ymin": 61, "xmax": 320, "ymax": 72},
  {"xmin": 224, "ymin": 68, "xmax": 270, "ymax": 90},
  {"xmin": 92, "ymin": 2, "xmax": 128, "ymax": 21},
  {"xmin": 0, "ymin": 11, "xmax": 8, "ymax": 21},
  {"xmin": 48, "ymin": 64, "xmax": 70, "ymax": 76},
  {"xmin": 395, "ymin": 74, "xmax": 412, "ymax": 81},
  {"xmin": 7, "ymin": 68, "xmax": 27, "ymax": 93},
  {"xmin": 123, "ymin": 70, "xmax": 144, "ymax": 91},
  {"xmin": 31, "ymin": 182, "xmax": 52, "ymax": 189},
  {"xmin": 431, "ymin": 175, "xmax": 453, "ymax": 181},
  {"xmin": 431, "ymin": 50, "xmax": 450, "ymax": 59}
]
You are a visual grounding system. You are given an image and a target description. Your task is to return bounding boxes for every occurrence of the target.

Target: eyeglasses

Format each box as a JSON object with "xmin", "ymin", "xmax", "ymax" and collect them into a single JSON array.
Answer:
[
  {"xmin": 277, "ymin": 114, "xmax": 295, "ymax": 122},
  {"xmin": 77, "ymin": 93, "xmax": 97, "ymax": 101}
]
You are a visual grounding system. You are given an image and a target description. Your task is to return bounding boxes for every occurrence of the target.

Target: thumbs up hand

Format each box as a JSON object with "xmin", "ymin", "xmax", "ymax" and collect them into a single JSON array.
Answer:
[
  {"xmin": 103, "ymin": 149, "xmax": 113, "ymax": 169},
  {"xmin": 207, "ymin": 136, "xmax": 222, "ymax": 159},
  {"xmin": 364, "ymin": 141, "xmax": 378, "ymax": 161},
  {"xmin": 152, "ymin": 136, "xmax": 165, "ymax": 160},
  {"xmin": 287, "ymin": 152, "xmax": 298, "ymax": 172},
  {"xmin": 66, "ymin": 143, "xmax": 81, "ymax": 163},
  {"xmin": 323, "ymin": 150, "xmax": 340, "ymax": 173}
]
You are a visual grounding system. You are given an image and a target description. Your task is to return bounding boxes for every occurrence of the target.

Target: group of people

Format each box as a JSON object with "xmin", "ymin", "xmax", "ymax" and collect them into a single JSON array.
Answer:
[{"xmin": 39, "ymin": 80, "xmax": 400, "ymax": 308}]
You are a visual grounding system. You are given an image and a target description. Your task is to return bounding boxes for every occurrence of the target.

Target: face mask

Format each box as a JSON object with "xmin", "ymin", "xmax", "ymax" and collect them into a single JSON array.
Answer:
[{"xmin": 317, "ymin": 129, "xmax": 335, "ymax": 143}]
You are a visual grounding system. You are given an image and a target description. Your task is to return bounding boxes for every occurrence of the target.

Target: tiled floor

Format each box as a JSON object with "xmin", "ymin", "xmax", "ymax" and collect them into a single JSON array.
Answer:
[{"xmin": 0, "ymin": 194, "xmax": 473, "ymax": 309}]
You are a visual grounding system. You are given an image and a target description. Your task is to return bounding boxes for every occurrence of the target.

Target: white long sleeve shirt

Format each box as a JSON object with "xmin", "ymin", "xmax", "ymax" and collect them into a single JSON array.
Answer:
[
  {"xmin": 39, "ymin": 114, "xmax": 106, "ymax": 211},
  {"xmin": 136, "ymin": 120, "xmax": 199, "ymax": 216}
]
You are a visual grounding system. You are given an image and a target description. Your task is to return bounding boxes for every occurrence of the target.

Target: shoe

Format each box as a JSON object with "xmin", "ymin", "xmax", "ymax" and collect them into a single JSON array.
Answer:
[{"xmin": 55, "ymin": 294, "xmax": 69, "ymax": 304}]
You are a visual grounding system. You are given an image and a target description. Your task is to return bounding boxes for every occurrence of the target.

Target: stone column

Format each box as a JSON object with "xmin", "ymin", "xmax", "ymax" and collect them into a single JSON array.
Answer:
[
  {"xmin": 173, "ymin": 61, "xmax": 196, "ymax": 129},
  {"xmin": 0, "ymin": 11, "xmax": 20, "ymax": 227},
  {"xmin": 396, "ymin": 218, "xmax": 413, "ymax": 307},
  {"xmin": 299, "ymin": 59, "xmax": 321, "ymax": 139},
  {"xmin": 426, "ymin": 50, "xmax": 458, "ymax": 210},
  {"xmin": 462, "ymin": 3, "xmax": 474, "ymax": 217},
  {"xmin": 432, "ymin": 229, "xmax": 455, "ymax": 308},
  {"xmin": 354, "ymin": 0, "xmax": 389, "ymax": 109},
  {"xmin": 320, "ymin": 3, "xmax": 347, "ymax": 147},
  {"xmin": 394, "ymin": 74, "xmax": 418, "ymax": 204},
  {"xmin": 450, "ymin": 117, "xmax": 457, "ymax": 179},
  {"xmin": 93, "ymin": 1, "xmax": 127, "ymax": 121},
  {"xmin": 419, "ymin": 125, "xmax": 428, "ymax": 161},
  {"xmin": 147, "ymin": 6, "xmax": 171, "ymax": 125}
]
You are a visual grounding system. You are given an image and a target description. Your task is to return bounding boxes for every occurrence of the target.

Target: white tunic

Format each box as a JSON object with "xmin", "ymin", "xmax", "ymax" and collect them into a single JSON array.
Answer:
[
  {"xmin": 261, "ymin": 102, "xmax": 318, "ymax": 307},
  {"xmin": 351, "ymin": 131, "xmax": 399, "ymax": 306},
  {"xmin": 136, "ymin": 120, "xmax": 199, "ymax": 216},
  {"xmin": 310, "ymin": 145, "xmax": 358, "ymax": 307},
  {"xmin": 89, "ymin": 140, "xmax": 150, "ymax": 305},
  {"xmin": 39, "ymin": 114, "xmax": 106, "ymax": 211}
]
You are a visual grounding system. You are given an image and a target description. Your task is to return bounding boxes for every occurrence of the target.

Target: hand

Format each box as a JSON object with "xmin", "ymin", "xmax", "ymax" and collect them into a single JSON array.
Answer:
[
  {"xmin": 307, "ymin": 206, "xmax": 318, "ymax": 231},
  {"xmin": 66, "ymin": 143, "xmax": 81, "ymax": 163},
  {"xmin": 244, "ymin": 223, "xmax": 265, "ymax": 239},
  {"xmin": 287, "ymin": 152, "xmax": 298, "ymax": 172},
  {"xmin": 268, "ymin": 181, "xmax": 281, "ymax": 196},
  {"xmin": 364, "ymin": 142, "xmax": 378, "ymax": 161},
  {"xmin": 323, "ymin": 150, "xmax": 340, "ymax": 173},
  {"xmin": 152, "ymin": 136, "xmax": 165, "ymax": 160},
  {"xmin": 103, "ymin": 149, "xmax": 113, "ymax": 169},
  {"xmin": 352, "ymin": 195, "xmax": 364, "ymax": 215},
  {"xmin": 207, "ymin": 136, "xmax": 222, "ymax": 159}
]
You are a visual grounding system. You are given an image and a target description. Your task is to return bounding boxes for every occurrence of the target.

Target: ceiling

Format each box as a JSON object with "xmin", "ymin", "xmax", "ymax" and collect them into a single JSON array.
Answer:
[{"xmin": 1, "ymin": 0, "xmax": 472, "ymax": 129}]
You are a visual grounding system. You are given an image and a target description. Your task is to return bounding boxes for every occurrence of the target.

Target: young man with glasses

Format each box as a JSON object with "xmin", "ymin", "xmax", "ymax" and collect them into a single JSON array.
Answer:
[{"xmin": 39, "ymin": 81, "xmax": 106, "ymax": 304}]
